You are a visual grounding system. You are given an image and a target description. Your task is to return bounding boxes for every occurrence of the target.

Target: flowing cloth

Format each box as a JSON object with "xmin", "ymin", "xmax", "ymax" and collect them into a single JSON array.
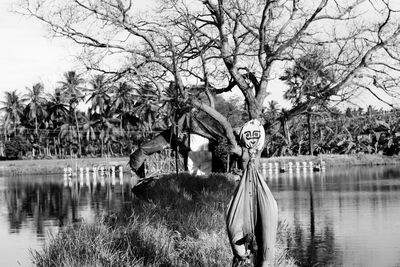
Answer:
[{"xmin": 226, "ymin": 120, "xmax": 278, "ymax": 266}]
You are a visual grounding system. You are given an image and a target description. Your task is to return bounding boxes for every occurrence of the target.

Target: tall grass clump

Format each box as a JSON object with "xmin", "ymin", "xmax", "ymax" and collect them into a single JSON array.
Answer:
[{"xmin": 32, "ymin": 173, "xmax": 297, "ymax": 266}]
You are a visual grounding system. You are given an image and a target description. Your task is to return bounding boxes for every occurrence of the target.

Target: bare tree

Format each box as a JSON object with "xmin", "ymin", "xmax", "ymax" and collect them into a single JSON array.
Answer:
[{"xmin": 18, "ymin": 0, "xmax": 400, "ymax": 155}]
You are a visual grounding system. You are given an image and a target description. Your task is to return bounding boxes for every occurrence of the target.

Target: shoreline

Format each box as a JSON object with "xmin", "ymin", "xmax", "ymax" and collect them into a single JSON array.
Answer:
[
  {"xmin": 1, "ymin": 153, "xmax": 400, "ymax": 175},
  {"xmin": 0, "ymin": 157, "xmax": 130, "ymax": 175},
  {"xmin": 261, "ymin": 153, "xmax": 400, "ymax": 167}
]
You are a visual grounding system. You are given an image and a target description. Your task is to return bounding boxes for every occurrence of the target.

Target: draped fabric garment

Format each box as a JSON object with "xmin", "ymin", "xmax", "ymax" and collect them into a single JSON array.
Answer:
[
  {"xmin": 129, "ymin": 132, "xmax": 171, "ymax": 172},
  {"xmin": 226, "ymin": 120, "xmax": 278, "ymax": 266}
]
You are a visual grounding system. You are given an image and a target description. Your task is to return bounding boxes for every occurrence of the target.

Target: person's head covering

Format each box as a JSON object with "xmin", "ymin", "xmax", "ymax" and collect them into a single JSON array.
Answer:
[{"xmin": 239, "ymin": 119, "xmax": 265, "ymax": 150}]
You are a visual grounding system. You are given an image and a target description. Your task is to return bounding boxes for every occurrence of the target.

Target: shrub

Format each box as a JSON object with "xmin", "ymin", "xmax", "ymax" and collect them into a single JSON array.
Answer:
[{"xmin": 4, "ymin": 136, "xmax": 31, "ymax": 159}]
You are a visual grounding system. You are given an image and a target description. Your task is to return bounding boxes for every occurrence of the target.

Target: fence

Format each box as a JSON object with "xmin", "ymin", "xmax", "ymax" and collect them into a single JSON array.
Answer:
[{"xmin": 143, "ymin": 148, "xmax": 185, "ymax": 177}]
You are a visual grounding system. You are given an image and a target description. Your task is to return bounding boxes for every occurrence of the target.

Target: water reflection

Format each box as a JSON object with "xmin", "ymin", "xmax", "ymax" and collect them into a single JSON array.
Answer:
[
  {"xmin": 0, "ymin": 174, "xmax": 134, "ymax": 266},
  {"xmin": 268, "ymin": 166, "xmax": 400, "ymax": 267},
  {"xmin": 2, "ymin": 166, "xmax": 400, "ymax": 267}
]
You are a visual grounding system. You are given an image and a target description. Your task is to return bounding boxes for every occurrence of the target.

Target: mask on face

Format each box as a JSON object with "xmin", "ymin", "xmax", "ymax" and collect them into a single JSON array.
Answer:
[{"xmin": 239, "ymin": 119, "xmax": 265, "ymax": 150}]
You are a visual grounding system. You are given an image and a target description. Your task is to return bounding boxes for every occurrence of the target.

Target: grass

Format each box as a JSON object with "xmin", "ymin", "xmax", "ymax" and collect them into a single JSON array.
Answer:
[
  {"xmin": 32, "ymin": 173, "xmax": 297, "ymax": 267},
  {"xmin": 0, "ymin": 157, "xmax": 130, "ymax": 175},
  {"xmin": 3, "ymin": 153, "xmax": 400, "ymax": 176},
  {"xmin": 262, "ymin": 153, "xmax": 400, "ymax": 166}
]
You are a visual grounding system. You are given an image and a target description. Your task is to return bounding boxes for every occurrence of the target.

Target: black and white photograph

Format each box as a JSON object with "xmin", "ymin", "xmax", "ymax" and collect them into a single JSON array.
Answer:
[{"xmin": 1, "ymin": 0, "xmax": 400, "ymax": 266}]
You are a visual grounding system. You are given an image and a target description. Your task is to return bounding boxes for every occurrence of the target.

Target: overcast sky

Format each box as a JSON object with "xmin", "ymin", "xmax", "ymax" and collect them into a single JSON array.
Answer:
[
  {"xmin": 0, "ymin": 0, "xmax": 80, "ymax": 95},
  {"xmin": 0, "ymin": 0, "xmax": 398, "ymax": 110}
]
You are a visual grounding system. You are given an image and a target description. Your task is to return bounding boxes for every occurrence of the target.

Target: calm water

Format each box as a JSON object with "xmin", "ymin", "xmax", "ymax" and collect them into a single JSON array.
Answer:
[
  {"xmin": 267, "ymin": 166, "xmax": 400, "ymax": 267},
  {"xmin": 1, "ymin": 166, "xmax": 400, "ymax": 266},
  {"xmin": 0, "ymin": 174, "xmax": 135, "ymax": 266}
]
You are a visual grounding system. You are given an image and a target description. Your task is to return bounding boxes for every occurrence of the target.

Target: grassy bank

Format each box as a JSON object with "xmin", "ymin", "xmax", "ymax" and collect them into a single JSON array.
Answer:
[
  {"xmin": 32, "ymin": 173, "xmax": 297, "ymax": 267},
  {"xmin": 2, "ymin": 153, "xmax": 400, "ymax": 176},
  {"xmin": 0, "ymin": 157, "xmax": 130, "ymax": 175},
  {"xmin": 261, "ymin": 153, "xmax": 400, "ymax": 166}
]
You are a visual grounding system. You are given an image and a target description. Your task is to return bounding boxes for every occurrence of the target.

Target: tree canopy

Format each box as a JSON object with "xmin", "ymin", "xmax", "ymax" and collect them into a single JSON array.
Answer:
[{"xmin": 18, "ymin": 0, "xmax": 400, "ymax": 155}]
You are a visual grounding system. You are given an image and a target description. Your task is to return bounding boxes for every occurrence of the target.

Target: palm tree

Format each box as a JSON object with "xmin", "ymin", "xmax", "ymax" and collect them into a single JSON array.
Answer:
[
  {"xmin": 85, "ymin": 75, "xmax": 119, "ymax": 156},
  {"xmin": 130, "ymin": 82, "xmax": 178, "ymax": 136},
  {"xmin": 86, "ymin": 75, "xmax": 111, "ymax": 116},
  {"xmin": 0, "ymin": 90, "xmax": 25, "ymax": 139},
  {"xmin": 59, "ymin": 123, "xmax": 80, "ymax": 156},
  {"xmin": 112, "ymin": 82, "xmax": 133, "ymax": 132},
  {"xmin": 265, "ymin": 100, "xmax": 280, "ymax": 121},
  {"xmin": 58, "ymin": 71, "xmax": 85, "ymax": 156},
  {"xmin": 88, "ymin": 106, "xmax": 120, "ymax": 157},
  {"xmin": 281, "ymin": 52, "xmax": 334, "ymax": 155},
  {"xmin": 82, "ymin": 114, "xmax": 97, "ymax": 156},
  {"xmin": 24, "ymin": 83, "xmax": 47, "ymax": 136},
  {"xmin": 45, "ymin": 88, "xmax": 69, "ymax": 129},
  {"xmin": 45, "ymin": 88, "xmax": 69, "ymax": 157},
  {"xmin": 111, "ymin": 82, "xmax": 135, "ymax": 154}
]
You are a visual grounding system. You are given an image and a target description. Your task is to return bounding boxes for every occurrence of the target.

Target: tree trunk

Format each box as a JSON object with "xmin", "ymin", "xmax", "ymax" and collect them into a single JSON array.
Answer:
[
  {"xmin": 56, "ymin": 137, "xmax": 60, "ymax": 158},
  {"xmin": 247, "ymin": 100, "xmax": 263, "ymax": 121},
  {"xmin": 307, "ymin": 112, "xmax": 313, "ymax": 155},
  {"xmin": 101, "ymin": 138, "xmax": 104, "ymax": 158},
  {"xmin": 120, "ymin": 117, "xmax": 123, "ymax": 155},
  {"xmin": 281, "ymin": 119, "xmax": 291, "ymax": 148},
  {"xmin": 108, "ymin": 142, "xmax": 114, "ymax": 156},
  {"xmin": 46, "ymin": 140, "xmax": 49, "ymax": 157},
  {"xmin": 285, "ymin": 122, "xmax": 291, "ymax": 148},
  {"xmin": 192, "ymin": 100, "xmax": 241, "ymax": 155},
  {"xmin": 13, "ymin": 119, "xmax": 17, "ymax": 138},
  {"xmin": 298, "ymin": 140, "xmax": 302, "ymax": 155},
  {"xmin": 74, "ymin": 110, "xmax": 82, "ymax": 156},
  {"xmin": 226, "ymin": 154, "xmax": 230, "ymax": 172},
  {"xmin": 35, "ymin": 117, "xmax": 38, "ymax": 136}
]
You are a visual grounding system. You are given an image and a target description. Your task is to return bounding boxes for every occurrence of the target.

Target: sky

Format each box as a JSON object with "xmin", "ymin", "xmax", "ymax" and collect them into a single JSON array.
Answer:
[
  {"xmin": 0, "ymin": 0, "xmax": 81, "ymax": 95},
  {"xmin": 0, "ymin": 0, "xmax": 397, "ymax": 111}
]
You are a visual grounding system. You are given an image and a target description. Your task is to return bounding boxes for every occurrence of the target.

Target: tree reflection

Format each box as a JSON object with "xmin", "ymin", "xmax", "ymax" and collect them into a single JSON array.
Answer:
[
  {"xmin": 276, "ymin": 165, "xmax": 400, "ymax": 267},
  {"xmin": 285, "ymin": 176, "xmax": 343, "ymax": 266},
  {"xmin": 2, "ymin": 175, "xmax": 133, "ymax": 237},
  {"xmin": 3, "ymin": 165, "xmax": 400, "ymax": 266}
]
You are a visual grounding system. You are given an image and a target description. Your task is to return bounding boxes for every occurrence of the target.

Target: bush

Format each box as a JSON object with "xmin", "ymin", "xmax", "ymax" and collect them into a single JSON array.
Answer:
[
  {"xmin": 4, "ymin": 136, "xmax": 31, "ymax": 159},
  {"xmin": 211, "ymin": 137, "xmax": 233, "ymax": 172}
]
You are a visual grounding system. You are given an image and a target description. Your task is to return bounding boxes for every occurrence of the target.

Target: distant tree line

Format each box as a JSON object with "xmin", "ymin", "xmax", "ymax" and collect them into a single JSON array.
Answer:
[
  {"xmin": 263, "ymin": 104, "xmax": 400, "ymax": 157},
  {"xmin": 0, "ymin": 71, "xmax": 175, "ymax": 159},
  {"xmin": 1, "ymin": 69, "xmax": 399, "ymax": 160}
]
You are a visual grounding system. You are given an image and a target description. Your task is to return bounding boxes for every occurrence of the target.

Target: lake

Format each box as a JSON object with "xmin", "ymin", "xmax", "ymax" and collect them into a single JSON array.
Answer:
[
  {"xmin": 268, "ymin": 166, "xmax": 400, "ymax": 267},
  {"xmin": 1, "ymin": 165, "xmax": 400, "ymax": 266}
]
